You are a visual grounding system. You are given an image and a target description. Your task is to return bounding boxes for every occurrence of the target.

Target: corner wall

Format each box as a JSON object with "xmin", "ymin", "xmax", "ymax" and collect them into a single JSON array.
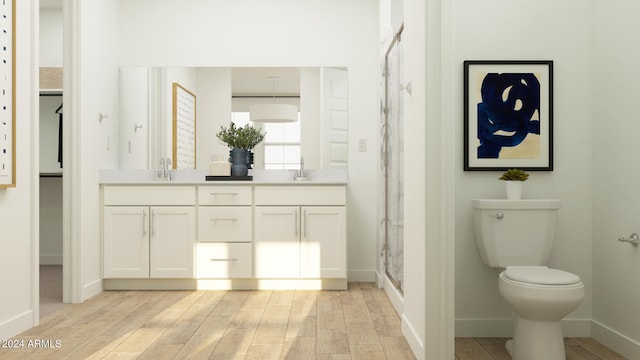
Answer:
[
  {"xmin": 0, "ymin": 0, "xmax": 39, "ymax": 339},
  {"xmin": 69, "ymin": 0, "xmax": 121, "ymax": 302},
  {"xmin": 592, "ymin": 1, "xmax": 640, "ymax": 357},
  {"xmin": 454, "ymin": 0, "xmax": 594, "ymax": 337}
]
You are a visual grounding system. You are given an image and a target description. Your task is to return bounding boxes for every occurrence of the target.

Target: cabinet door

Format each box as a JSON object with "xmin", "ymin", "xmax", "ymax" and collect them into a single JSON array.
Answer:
[
  {"xmin": 254, "ymin": 206, "xmax": 300, "ymax": 278},
  {"xmin": 103, "ymin": 206, "xmax": 149, "ymax": 278},
  {"xmin": 300, "ymin": 206, "xmax": 347, "ymax": 278},
  {"xmin": 149, "ymin": 206, "xmax": 196, "ymax": 278}
]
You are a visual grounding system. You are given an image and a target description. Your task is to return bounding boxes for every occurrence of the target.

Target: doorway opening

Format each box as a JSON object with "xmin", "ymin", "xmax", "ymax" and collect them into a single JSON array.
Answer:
[{"xmin": 39, "ymin": 1, "xmax": 67, "ymax": 318}]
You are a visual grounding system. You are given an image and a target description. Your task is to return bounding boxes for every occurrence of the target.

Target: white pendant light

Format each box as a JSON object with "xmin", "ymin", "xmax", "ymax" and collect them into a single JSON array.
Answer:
[{"xmin": 250, "ymin": 76, "xmax": 298, "ymax": 123}]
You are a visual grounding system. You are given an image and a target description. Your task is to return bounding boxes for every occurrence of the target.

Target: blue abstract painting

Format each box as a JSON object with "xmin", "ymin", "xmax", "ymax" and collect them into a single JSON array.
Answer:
[
  {"xmin": 477, "ymin": 73, "xmax": 540, "ymax": 159},
  {"xmin": 464, "ymin": 60, "xmax": 553, "ymax": 171}
]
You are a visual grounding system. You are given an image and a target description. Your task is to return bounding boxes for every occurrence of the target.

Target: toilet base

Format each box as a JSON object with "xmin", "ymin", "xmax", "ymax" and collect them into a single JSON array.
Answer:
[{"xmin": 508, "ymin": 317, "xmax": 565, "ymax": 360}]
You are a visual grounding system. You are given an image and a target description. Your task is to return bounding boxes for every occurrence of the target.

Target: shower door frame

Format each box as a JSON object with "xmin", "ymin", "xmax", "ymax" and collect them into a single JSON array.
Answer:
[{"xmin": 383, "ymin": 24, "xmax": 405, "ymax": 293}]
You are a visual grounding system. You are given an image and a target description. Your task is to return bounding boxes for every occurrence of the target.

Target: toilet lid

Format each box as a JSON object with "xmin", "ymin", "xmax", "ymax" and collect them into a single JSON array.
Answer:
[{"xmin": 504, "ymin": 266, "xmax": 581, "ymax": 285}]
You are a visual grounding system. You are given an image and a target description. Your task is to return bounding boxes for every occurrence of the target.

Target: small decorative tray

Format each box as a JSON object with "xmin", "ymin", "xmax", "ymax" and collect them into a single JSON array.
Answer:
[{"xmin": 205, "ymin": 176, "xmax": 253, "ymax": 181}]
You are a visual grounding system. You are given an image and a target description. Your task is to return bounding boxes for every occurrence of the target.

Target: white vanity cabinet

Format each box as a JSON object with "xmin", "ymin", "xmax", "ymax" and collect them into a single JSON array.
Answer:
[
  {"xmin": 100, "ymin": 181, "xmax": 347, "ymax": 289},
  {"xmin": 196, "ymin": 185, "xmax": 253, "ymax": 278},
  {"xmin": 102, "ymin": 186, "xmax": 196, "ymax": 279},
  {"xmin": 254, "ymin": 185, "xmax": 347, "ymax": 279}
]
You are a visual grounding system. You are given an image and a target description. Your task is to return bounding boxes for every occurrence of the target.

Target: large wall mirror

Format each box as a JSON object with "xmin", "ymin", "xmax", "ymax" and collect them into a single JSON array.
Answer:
[{"xmin": 119, "ymin": 67, "xmax": 348, "ymax": 171}]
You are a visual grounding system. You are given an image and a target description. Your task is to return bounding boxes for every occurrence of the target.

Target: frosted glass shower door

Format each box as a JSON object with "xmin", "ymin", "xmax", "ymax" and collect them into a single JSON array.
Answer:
[{"xmin": 383, "ymin": 31, "xmax": 404, "ymax": 292}]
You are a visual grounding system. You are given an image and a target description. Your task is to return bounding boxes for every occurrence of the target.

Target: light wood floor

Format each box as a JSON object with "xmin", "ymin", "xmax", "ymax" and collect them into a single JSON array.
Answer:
[
  {"xmin": 455, "ymin": 337, "xmax": 627, "ymax": 360},
  {"xmin": 1, "ymin": 282, "xmax": 415, "ymax": 359},
  {"xmin": 40, "ymin": 265, "xmax": 66, "ymax": 318}
]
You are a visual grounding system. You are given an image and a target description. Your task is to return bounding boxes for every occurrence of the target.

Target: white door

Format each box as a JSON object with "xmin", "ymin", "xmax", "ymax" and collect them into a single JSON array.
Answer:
[
  {"xmin": 149, "ymin": 206, "xmax": 195, "ymax": 278},
  {"xmin": 103, "ymin": 206, "xmax": 149, "ymax": 278},
  {"xmin": 321, "ymin": 68, "xmax": 348, "ymax": 169},
  {"xmin": 300, "ymin": 206, "xmax": 347, "ymax": 278},
  {"xmin": 254, "ymin": 206, "xmax": 300, "ymax": 278}
]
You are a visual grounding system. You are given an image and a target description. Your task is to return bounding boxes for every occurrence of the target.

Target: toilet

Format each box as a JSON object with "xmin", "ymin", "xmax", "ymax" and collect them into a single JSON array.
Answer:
[{"xmin": 472, "ymin": 199, "xmax": 584, "ymax": 360}]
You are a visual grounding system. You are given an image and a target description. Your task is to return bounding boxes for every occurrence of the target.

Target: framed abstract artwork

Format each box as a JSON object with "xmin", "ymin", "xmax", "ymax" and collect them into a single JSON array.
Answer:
[
  {"xmin": 0, "ymin": 0, "xmax": 15, "ymax": 187},
  {"xmin": 464, "ymin": 60, "xmax": 553, "ymax": 171}
]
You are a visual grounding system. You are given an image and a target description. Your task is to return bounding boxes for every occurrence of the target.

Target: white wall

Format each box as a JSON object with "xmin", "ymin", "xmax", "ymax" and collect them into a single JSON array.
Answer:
[
  {"xmin": 39, "ymin": 6, "xmax": 63, "ymax": 266},
  {"xmin": 40, "ymin": 8, "xmax": 62, "ymax": 67},
  {"xmin": 300, "ymin": 67, "xmax": 322, "ymax": 169},
  {"xmin": 454, "ymin": 0, "xmax": 594, "ymax": 337},
  {"xmin": 195, "ymin": 67, "xmax": 232, "ymax": 170},
  {"xmin": 115, "ymin": 0, "xmax": 380, "ymax": 281},
  {"xmin": 119, "ymin": 67, "xmax": 149, "ymax": 169},
  {"xmin": 72, "ymin": 0, "xmax": 121, "ymax": 301},
  {"xmin": 592, "ymin": 1, "xmax": 640, "ymax": 358},
  {"xmin": 0, "ymin": 0, "xmax": 39, "ymax": 339}
]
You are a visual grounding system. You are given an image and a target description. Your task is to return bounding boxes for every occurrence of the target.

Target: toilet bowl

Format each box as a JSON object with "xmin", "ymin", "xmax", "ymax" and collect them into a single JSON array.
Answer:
[{"xmin": 498, "ymin": 266, "xmax": 585, "ymax": 360}]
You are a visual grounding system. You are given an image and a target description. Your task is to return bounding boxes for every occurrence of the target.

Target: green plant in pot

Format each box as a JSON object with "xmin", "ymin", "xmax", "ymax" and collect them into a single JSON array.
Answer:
[
  {"xmin": 499, "ymin": 168, "xmax": 529, "ymax": 200},
  {"xmin": 216, "ymin": 122, "xmax": 265, "ymax": 176}
]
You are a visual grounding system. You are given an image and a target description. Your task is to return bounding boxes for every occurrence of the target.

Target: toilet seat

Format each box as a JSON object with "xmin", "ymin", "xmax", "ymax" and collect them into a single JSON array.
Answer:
[{"xmin": 504, "ymin": 266, "xmax": 581, "ymax": 285}]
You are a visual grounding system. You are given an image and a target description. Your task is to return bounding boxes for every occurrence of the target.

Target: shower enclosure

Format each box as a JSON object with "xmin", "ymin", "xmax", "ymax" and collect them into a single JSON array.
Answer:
[{"xmin": 380, "ymin": 25, "xmax": 404, "ymax": 293}]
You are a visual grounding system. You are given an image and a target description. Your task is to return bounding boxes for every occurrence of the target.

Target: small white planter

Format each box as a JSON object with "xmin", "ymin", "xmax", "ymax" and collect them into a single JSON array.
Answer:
[{"xmin": 504, "ymin": 181, "xmax": 523, "ymax": 200}]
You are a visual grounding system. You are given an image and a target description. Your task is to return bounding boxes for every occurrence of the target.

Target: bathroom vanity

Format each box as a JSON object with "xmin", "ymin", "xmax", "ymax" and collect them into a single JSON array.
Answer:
[{"xmin": 100, "ymin": 175, "xmax": 347, "ymax": 290}]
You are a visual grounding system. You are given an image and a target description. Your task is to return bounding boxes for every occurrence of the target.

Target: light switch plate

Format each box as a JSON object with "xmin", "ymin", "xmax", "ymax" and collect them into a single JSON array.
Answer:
[{"xmin": 358, "ymin": 139, "xmax": 367, "ymax": 152}]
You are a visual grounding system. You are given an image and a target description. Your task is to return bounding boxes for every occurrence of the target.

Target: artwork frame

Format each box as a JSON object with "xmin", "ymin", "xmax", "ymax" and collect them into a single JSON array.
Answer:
[
  {"xmin": 464, "ymin": 60, "xmax": 553, "ymax": 171},
  {"xmin": 172, "ymin": 82, "xmax": 196, "ymax": 170},
  {"xmin": 0, "ymin": 0, "xmax": 16, "ymax": 188}
]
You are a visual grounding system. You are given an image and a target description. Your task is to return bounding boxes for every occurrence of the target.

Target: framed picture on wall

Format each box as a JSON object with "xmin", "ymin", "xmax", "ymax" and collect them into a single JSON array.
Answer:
[
  {"xmin": 172, "ymin": 83, "xmax": 196, "ymax": 169},
  {"xmin": 464, "ymin": 60, "xmax": 553, "ymax": 171}
]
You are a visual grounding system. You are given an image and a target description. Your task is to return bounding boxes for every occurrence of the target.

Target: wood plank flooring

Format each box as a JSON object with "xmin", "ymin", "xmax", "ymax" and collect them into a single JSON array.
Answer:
[
  {"xmin": 0, "ymin": 282, "xmax": 416, "ymax": 360},
  {"xmin": 455, "ymin": 337, "xmax": 628, "ymax": 360}
]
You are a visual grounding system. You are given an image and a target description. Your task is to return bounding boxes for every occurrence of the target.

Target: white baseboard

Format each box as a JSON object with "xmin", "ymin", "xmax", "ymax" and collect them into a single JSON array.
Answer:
[
  {"xmin": 455, "ymin": 319, "xmax": 513, "ymax": 337},
  {"xmin": 455, "ymin": 318, "xmax": 591, "ymax": 338},
  {"xmin": 82, "ymin": 278, "xmax": 103, "ymax": 302},
  {"xmin": 39, "ymin": 254, "xmax": 62, "ymax": 265},
  {"xmin": 347, "ymin": 269, "xmax": 376, "ymax": 282},
  {"xmin": 383, "ymin": 274, "xmax": 404, "ymax": 315},
  {"xmin": 402, "ymin": 313, "xmax": 425, "ymax": 360},
  {"xmin": 0, "ymin": 310, "xmax": 34, "ymax": 340},
  {"xmin": 592, "ymin": 320, "xmax": 640, "ymax": 359}
]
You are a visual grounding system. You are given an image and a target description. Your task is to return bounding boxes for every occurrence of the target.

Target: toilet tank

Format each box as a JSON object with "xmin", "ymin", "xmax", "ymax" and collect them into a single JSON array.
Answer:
[{"xmin": 471, "ymin": 199, "xmax": 561, "ymax": 268}]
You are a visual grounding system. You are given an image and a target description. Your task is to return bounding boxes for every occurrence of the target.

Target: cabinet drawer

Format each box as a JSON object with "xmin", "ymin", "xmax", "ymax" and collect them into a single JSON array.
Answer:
[
  {"xmin": 198, "ymin": 206, "xmax": 252, "ymax": 242},
  {"xmin": 196, "ymin": 243, "xmax": 252, "ymax": 278},
  {"xmin": 254, "ymin": 186, "xmax": 346, "ymax": 206},
  {"xmin": 198, "ymin": 186, "xmax": 252, "ymax": 205},
  {"xmin": 103, "ymin": 186, "xmax": 195, "ymax": 206}
]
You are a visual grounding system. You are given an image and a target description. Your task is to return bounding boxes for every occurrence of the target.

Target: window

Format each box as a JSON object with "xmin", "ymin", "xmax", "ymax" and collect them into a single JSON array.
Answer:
[{"xmin": 231, "ymin": 112, "xmax": 301, "ymax": 170}]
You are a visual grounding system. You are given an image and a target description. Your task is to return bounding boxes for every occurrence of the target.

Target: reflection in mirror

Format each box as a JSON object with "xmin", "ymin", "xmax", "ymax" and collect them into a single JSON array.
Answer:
[{"xmin": 118, "ymin": 67, "xmax": 348, "ymax": 172}]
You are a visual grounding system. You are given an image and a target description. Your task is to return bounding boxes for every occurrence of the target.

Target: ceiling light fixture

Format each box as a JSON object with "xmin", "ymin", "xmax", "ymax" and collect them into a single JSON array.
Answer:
[{"xmin": 249, "ymin": 76, "xmax": 298, "ymax": 123}]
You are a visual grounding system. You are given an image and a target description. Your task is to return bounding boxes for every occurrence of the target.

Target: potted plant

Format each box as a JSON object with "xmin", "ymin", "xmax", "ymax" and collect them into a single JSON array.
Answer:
[
  {"xmin": 499, "ymin": 168, "xmax": 529, "ymax": 200},
  {"xmin": 216, "ymin": 122, "xmax": 265, "ymax": 176}
]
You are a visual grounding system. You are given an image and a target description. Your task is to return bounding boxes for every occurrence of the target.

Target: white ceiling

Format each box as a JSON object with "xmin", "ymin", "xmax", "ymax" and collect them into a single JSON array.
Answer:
[
  {"xmin": 232, "ymin": 67, "xmax": 300, "ymax": 96},
  {"xmin": 40, "ymin": 0, "xmax": 63, "ymax": 9}
]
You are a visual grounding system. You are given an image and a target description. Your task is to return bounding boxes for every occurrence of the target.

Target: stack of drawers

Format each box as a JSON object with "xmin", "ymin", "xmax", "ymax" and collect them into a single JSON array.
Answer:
[{"xmin": 196, "ymin": 185, "xmax": 253, "ymax": 278}]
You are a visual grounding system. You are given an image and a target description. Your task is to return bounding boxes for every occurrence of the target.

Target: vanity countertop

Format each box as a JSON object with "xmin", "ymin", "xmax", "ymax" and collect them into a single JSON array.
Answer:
[
  {"xmin": 98, "ymin": 169, "xmax": 348, "ymax": 185},
  {"xmin": 100, "ymin": 180, "xmax": 348, "ymax": 185}
]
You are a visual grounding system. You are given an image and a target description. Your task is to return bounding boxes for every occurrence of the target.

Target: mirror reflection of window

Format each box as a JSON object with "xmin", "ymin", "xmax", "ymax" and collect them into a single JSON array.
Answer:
[{"xmin": 231, "ymin": 112, "xmax": 301, "ymax": 170}]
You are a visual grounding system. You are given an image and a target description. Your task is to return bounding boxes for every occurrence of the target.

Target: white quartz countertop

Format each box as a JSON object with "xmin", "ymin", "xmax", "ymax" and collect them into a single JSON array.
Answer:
[{"xmin": 99, "ymin": 169, "xmax": 348, "ymax": 185}]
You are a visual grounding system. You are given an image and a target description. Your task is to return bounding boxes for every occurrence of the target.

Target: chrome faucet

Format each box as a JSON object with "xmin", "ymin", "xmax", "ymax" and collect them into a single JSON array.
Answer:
[
  {"xmin": 295, "ymin": 157, "xmax": 308, "ymax": 181},
  {"xmin": 157, "ymin": 158, "xmax": 165, "ymax": 180},
  {"xmin": 165, "ymin": 158, "xmax": 172, "ymax": 181},
  {"xmin": 157, "ymin": 157, "xmax": 172, "ymax": 181}
]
